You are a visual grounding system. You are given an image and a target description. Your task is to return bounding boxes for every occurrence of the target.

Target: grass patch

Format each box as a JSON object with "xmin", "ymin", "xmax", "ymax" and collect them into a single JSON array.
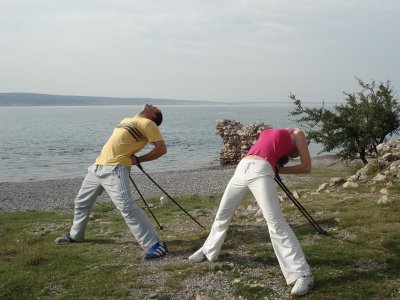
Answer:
[
  {"xmin": 234, "ymin": 282, "xmax": 273, "ymax": 299},
  {"xmin": 1, "ymin": 164, "xmax": 400, "ymax": 299}
]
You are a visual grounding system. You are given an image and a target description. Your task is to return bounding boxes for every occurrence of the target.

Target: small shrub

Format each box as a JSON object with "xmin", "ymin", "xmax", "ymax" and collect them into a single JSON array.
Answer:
[
  {"xmin": 366, "ymin": 160, "xmax": 382, "ymax": 176},
  {"xmin": 345, "ymin": 160, "xmax": 364, "ymax": 175}
]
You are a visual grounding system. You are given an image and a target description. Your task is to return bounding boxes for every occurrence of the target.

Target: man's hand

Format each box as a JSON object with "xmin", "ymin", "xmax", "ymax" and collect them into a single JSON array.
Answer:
[
  {"xmin": 132, "ymin": 140, "xmax": 167, "ymax": 165},
  {"xmin": 130, "ymin": 154, "xmax": 139, "ymax": 165}
]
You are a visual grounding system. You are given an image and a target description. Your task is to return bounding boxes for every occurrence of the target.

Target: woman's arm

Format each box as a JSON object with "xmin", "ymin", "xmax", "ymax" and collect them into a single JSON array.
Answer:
[{"xmin": 277, "ymin": 128, "xmax": 311, "ymax": 174}]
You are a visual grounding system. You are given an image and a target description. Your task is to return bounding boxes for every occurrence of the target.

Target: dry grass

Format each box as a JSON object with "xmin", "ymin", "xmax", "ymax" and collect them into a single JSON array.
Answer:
[{"xmin": 1, "ymin": 162, "xmax": 400, "ymax": 299}]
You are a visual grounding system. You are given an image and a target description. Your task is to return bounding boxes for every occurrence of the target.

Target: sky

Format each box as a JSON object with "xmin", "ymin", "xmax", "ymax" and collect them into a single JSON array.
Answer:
[{"xmin": 1, "ymin": 0, "xmax": 399, "ymax": 103}]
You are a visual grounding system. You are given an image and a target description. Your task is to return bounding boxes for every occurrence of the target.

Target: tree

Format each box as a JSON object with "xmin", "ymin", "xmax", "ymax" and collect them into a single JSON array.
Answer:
[{"xmin": 289, "ymin": 78, "xmax": 400, "ymax": 165}]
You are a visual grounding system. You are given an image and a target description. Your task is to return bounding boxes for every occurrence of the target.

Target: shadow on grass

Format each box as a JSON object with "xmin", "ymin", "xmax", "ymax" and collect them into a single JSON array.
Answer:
[
  {"xmin": 315, "ymin": 267, "xmax": 400, "ymax": 295},
  {"xmin": 165, "ymin": 237, "xmax": 209, "ymax": 257}
]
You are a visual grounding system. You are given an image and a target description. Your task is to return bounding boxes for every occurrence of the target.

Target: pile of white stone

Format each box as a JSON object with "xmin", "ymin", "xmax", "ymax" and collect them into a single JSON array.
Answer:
[
  {"xmin": 216, "ymin": 119, "xmax": 271, "ymax": 165},
  {"xmin": 316, "ymin": 140, "xmax": 400, "ymax": 204}
]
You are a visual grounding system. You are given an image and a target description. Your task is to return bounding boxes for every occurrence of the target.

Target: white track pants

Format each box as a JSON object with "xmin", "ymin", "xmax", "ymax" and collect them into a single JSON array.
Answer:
[
  {"xmin": 69, "ymin": 164, "xmax": 160, "ymax": 250},
  {"xmin": 201, "ymin": 159, "xmax": 311, "ymax": 284}
]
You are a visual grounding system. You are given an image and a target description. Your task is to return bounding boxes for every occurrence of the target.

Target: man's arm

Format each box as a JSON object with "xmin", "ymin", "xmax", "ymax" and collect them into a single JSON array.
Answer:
[{"xmin": 131, "ymin": 140, "xmax": 167, "ymax": 164}]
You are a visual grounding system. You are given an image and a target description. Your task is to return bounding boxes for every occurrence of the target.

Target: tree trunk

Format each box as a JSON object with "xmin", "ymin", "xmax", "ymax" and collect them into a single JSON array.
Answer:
[{"xmin": 359, "ymin": 150, "xmax": 368, "ymax": 165}]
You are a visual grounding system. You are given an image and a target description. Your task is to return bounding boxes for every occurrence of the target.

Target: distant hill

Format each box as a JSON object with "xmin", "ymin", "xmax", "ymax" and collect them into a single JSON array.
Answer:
[{"xmin": 0, "ymin": 93, "xmax": 221, "ymax": 106}]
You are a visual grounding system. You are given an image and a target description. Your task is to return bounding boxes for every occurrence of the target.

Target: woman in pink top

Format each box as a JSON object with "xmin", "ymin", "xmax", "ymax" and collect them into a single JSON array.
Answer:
[{"xmin": 189, "ymin": 128, "xmax": 314, "ymax": 296}]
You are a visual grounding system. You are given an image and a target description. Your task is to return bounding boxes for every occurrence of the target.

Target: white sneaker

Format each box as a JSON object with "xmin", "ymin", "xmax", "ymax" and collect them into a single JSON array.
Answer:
[
  {"xmin": 291, "ymin": 275, "xmax": 314, "ymax": 296},
  {"xmin": 188, "ymin": 248, "xmax": 207, "ymax": 263}
]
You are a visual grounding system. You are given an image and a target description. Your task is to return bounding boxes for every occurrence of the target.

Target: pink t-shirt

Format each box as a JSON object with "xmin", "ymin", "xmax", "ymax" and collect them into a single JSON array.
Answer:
[{"xmin": 246, "ymin": 128, "xmax": 297, "ymax": 167}]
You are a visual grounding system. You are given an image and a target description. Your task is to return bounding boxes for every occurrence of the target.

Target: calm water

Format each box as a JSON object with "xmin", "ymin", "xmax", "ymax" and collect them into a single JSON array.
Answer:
[{"xmin": 0, "ymin": 104, "xmax": 324, "ymax": 182}]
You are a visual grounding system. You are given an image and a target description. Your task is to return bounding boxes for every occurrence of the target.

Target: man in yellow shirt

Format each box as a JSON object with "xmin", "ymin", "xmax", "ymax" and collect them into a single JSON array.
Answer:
[{"xmin": 55, "ymin": 104, "xmax": 168, "ymax": 260}]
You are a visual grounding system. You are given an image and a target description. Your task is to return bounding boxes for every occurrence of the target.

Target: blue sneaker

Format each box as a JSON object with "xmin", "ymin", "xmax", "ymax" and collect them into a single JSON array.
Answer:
[{"xmin": 144, "ymin": 241, "xmax": 168, "ymax": 260}]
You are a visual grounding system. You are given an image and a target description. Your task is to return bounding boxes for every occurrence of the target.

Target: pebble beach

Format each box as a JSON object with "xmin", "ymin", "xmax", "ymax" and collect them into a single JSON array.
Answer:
[
  {"xmin": 0, "ymin": 156, "xmax": 337, "ymax": 212},
  {"xmin": 0, "ymin": 166, "xmax": 236, "ymax": 212}
]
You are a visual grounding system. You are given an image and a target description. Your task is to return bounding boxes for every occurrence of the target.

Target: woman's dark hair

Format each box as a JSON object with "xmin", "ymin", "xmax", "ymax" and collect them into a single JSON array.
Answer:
[
  {"xmin": 277, "ymin": 156, "xmax": 289, "ymax": 167},
  {"xmin": 153, "ymin": 111, "xmax": 163, "ymax": 126}
]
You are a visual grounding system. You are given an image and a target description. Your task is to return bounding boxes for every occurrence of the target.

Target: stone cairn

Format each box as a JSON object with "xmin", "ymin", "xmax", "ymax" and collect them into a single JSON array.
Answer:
[
  {"xmin": 216, "ymin": 119, "xmax": 271, "ymax": 165},
  {"xmin": 316, "ymin": 139, "xmax": 400, "ymax": 204}
]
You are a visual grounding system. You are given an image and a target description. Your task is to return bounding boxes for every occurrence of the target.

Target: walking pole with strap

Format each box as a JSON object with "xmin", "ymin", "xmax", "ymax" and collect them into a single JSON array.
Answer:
[
  {"xmin": 275, "ymin": 169, "xmax": 327, "ymax": 235},
  {"xmin": 128, "ymin": 174, "xmax": 163, "ymax": 230},
  {"xmin": 133, "ymin": 157, "xmax": 206, "ymax": 231}
]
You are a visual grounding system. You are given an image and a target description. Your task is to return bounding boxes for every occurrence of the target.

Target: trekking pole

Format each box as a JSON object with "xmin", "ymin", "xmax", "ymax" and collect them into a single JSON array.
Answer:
[
  {"xmin": 275, "ymin": 171, "xmax": 327, "ymax": 235},
  {"xmin": 129, "ymin": 174, "xmax": 163, "ymax": 230},
  {"xmin": 133, "ymin": 158, "xmax": 206, "ymax": 230}
]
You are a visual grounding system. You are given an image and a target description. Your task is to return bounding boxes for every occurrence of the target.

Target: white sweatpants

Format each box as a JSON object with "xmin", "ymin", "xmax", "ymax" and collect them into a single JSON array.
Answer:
[
  {"xmin": 201, "ymin": 158, "xmax": 311, "ymax": 284},
  {"xmin": 69, "ymin": 164, "xmax": 160, "ymax": 250}
]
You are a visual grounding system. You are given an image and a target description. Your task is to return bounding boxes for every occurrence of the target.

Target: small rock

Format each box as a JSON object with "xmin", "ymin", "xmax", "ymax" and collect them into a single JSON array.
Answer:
[
  {"xmin": 246, "ymin": 204, "xmax": 257, "ymax": 212},
  {"xmin": 195, "ymin": 295, "xmax": 212, "ymax": 300},
  {"xmin": 378, "ymin": 195, "xmax": 391, "ymax": 204},
  {"xmin": 381, "ymin": 153, "xmax": 397, "ymax": 162},
  {"xmin": 347, "ymin": 174, "xmax": 360, "ymax": 182},
  {"xmin": 148, "ymin": 292, "xmax": 158, "ymax": 299},
  {"xmin": 373, "ymin": 173, "xmax": 387, "ymax": 183},
  {"xmin": 160, "ymin": 196, "xmax": 169, "ymax": 205},
  {"xmin": 380, "ymin": 188, "xmax": 389, "ymax": 195},
  {"xmin": 389, "ymin": 160, "xmax": 400, "ymax": 171},
  {"xmin": 249, "ymin": 283, "xmax": 266, "ymax": 288},
  {"xmin": 254, "ymin": 209, "xmax": 263, "ymax": 216},
  {"xmin": 292, "ymin": 191, "xmax": 300, "ymax": 200},
  {"xmin": 316, "ymin": 183, "xmax": 328, "ymax": 193},
  {"xmin": 328, "ymin": 177, "xmax": 346, "ymax": 187},
  {"xmin": 343, "ymin": 181, "xmax": 359, "ymax": 189}
]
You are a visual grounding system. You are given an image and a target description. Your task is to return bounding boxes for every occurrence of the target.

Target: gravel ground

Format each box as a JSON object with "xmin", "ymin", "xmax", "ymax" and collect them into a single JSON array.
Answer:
[
  {"xmin": 0, "ymin": 166, "xmax": 236, "ymax": 212},
  {"xmin": 0, "ymin": 156, "xmax": 338, "ymax": 212}
]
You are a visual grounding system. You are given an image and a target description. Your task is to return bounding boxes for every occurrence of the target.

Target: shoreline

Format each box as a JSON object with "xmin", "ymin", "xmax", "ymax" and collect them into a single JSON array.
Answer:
[
  {"xmin": 0, "ymin": 166, "xmax": 237, "ymax": 212},
  {"xmin": 0, "ymin": 156, "xmax": 338, "ymax": 212}
]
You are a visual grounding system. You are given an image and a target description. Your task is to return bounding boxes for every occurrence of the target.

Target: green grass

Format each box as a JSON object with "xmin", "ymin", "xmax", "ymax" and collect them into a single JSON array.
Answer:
[{"xmin": 1, "ymin": 163, "xmax": 400, "ymax": 299}]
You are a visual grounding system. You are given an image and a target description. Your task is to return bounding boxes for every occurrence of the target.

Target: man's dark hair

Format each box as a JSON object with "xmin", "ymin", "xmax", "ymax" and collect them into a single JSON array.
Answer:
[{"xmin": 153, "ymin": 111, "xmax": 163, "ymax": 126}]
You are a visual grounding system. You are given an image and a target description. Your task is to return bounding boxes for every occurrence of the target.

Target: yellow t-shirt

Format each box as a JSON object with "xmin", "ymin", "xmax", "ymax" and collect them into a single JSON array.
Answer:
[{"xmin": 95, "ymin": 115, "xmax": 164, "ymax": 166}]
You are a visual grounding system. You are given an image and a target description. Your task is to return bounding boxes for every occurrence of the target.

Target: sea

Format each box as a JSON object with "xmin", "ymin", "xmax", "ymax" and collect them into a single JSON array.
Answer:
[{"xmin": 0, "ymin": 103, "xmax": 327, "ymax": 182}]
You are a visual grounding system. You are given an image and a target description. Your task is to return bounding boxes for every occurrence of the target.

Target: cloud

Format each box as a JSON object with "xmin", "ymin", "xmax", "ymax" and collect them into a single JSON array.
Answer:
[{"xmin": 0, "ymin": 0, "xmax": 399, "ymax": 101}]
